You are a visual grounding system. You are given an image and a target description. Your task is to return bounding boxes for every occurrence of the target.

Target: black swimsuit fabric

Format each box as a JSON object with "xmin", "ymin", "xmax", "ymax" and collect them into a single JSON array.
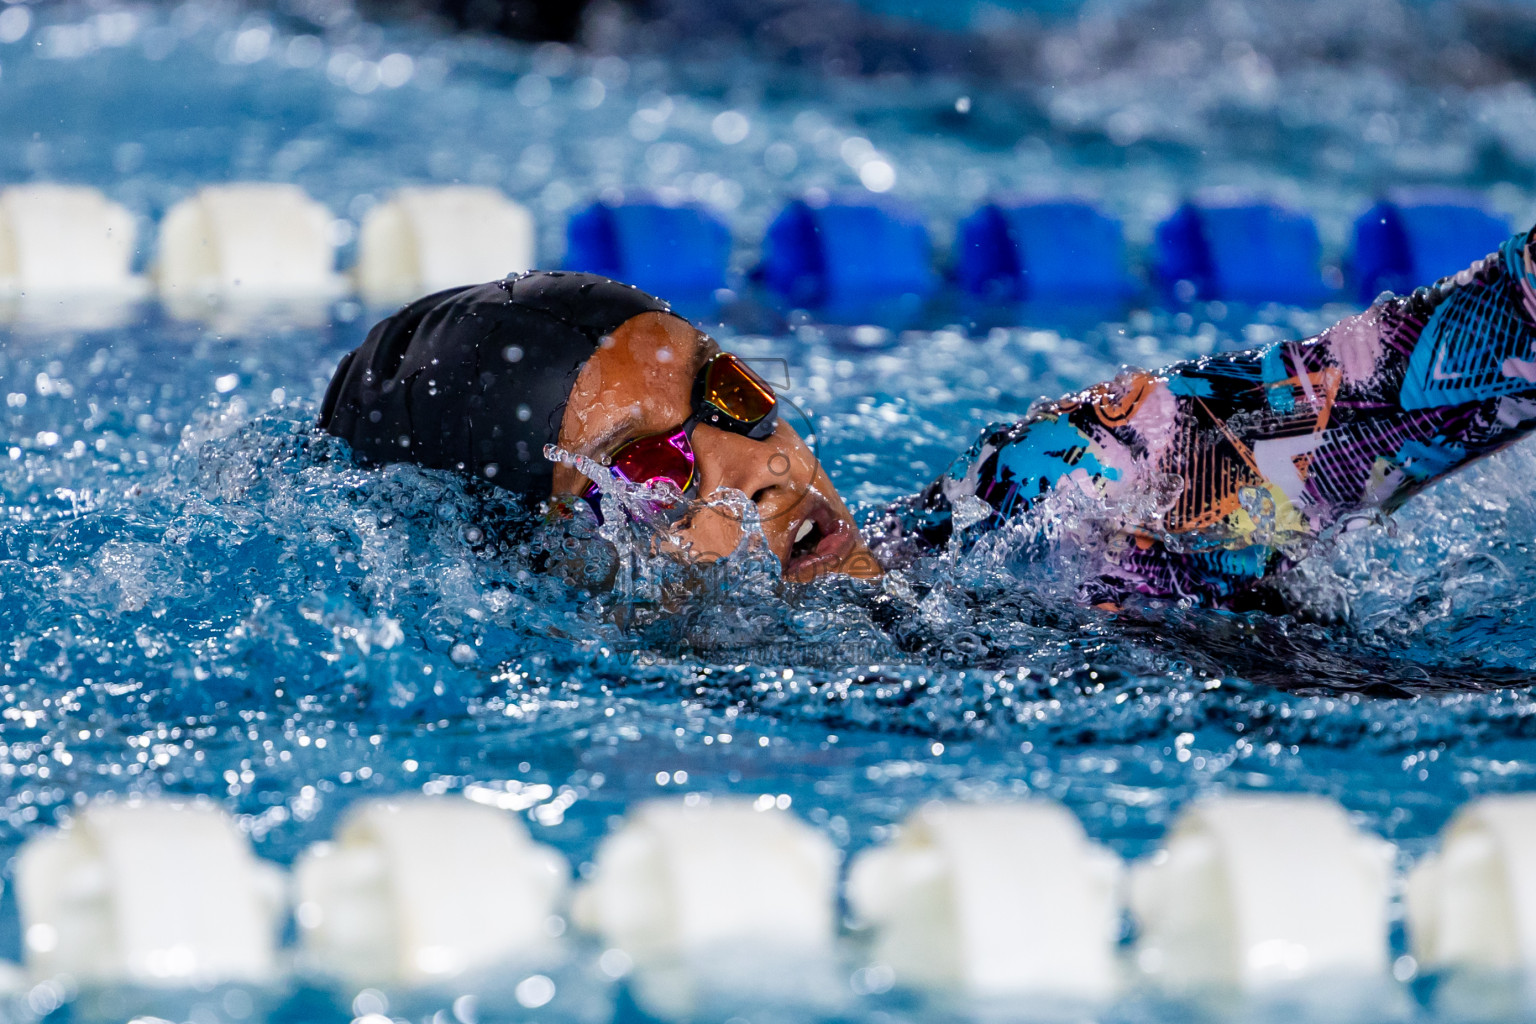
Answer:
[{"xmin": 319, "ymin": 270, "xmax": 673, "ymax": 497}]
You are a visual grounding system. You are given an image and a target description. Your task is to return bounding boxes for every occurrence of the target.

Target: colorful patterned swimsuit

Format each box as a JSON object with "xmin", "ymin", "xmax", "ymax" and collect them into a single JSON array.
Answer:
[{"xmin": 869, "ymin": 227, "xmax": 1536, "ymax": 607}]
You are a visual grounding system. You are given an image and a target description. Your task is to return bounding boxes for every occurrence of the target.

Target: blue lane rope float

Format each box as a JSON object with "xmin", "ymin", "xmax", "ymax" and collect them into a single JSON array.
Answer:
[
  {"xmin": 564, "ymin": 198, "xmax": 732, "ymax": 297},
  {"xmin": 1156, "ymin": 199, "xmax": 1332, "ymax": 305},
  {"xmin": 1352, "ymin": 192, "xmax": 1510, "ymax": 304},
  {"xmin": 956, "ymin": 199, "xmax": 1132, "ymax": 303},
  {"xmin": 757, "ymin": 195, "xmax": 936, "ymax": 308}
]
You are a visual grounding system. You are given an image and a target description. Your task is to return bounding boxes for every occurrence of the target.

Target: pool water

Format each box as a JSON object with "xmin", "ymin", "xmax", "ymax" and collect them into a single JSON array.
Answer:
[{"xmin": 2, "ymin": 0, "xmax": 1536, "ymax": 1020}]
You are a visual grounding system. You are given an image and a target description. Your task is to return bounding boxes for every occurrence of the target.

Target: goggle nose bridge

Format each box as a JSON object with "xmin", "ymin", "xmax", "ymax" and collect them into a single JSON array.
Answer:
[{"xmin": 581, "ymin": 352, "xmax": 782, "ymax": 522}]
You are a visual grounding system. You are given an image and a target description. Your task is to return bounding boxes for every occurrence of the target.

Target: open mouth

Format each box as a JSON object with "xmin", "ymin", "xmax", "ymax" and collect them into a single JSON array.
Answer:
[{"xmin": 784, "ymin": 495, "xmax": 856, "ymax": 582}]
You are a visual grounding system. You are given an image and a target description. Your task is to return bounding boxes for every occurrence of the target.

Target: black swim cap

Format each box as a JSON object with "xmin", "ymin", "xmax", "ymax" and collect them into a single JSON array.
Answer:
[{"xmin": 319, "ymin": 270, "xmax": 674, "ymax": 497}]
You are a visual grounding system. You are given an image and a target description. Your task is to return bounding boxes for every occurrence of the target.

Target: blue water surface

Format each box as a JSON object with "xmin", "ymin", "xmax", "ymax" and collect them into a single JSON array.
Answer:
[{"xmin": 1, "ymin": 1, "xmax": 1536, "ymax": 1020}]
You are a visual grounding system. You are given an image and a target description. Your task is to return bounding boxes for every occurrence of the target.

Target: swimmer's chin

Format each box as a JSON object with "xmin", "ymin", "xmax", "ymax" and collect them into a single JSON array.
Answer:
[
  {"xmin": 542, "ymin": 493, "xmax": 881, "ymax": 586},
  {"xmin": 665, "ymin": 523, "xmax": 880, "ymax": 584},
  {"xmin": 791, "ymin": 544, "xmax": 884, "ymax": 583}
]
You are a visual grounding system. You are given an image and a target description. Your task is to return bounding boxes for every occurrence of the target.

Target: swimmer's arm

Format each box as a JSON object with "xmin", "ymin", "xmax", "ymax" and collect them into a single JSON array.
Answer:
[
  {"xmin": 867, "ymin": 226, "xmax": 1536, "ymax": 590},
  {"xmin": 864, "ymin": 408, "xmax": 1097, "ymax": 565},
  {"xmin": 1293, "ymin": 224, "xmax": 1536, "ymax": 521}
]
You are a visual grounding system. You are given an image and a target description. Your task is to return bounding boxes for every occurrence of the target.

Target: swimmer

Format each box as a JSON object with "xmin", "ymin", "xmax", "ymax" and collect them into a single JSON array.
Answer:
[
  {"xmin": 319, "ymin": 271, "xmax": 881, "ymax": 584},
  {"xmin": 321, "ymin": 226, "xmax": 1536, "ymax": 608}
]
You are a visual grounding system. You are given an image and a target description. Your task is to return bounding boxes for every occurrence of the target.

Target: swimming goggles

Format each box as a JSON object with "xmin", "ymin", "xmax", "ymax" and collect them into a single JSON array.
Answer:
[{"xmin": 583, "ymin": 352, "xmax": 779, "ymax": 518}]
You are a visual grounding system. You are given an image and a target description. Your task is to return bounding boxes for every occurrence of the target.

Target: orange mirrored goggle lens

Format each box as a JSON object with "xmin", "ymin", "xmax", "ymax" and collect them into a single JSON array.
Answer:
[{"xmin": 701, "ymin": 352, "xmax": 777, "ymax": 425}]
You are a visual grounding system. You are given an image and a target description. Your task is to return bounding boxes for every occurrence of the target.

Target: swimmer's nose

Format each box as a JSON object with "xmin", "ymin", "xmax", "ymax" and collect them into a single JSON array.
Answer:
[{"xmin": 691, "ymin": 423, "xmax": 804, "ymax": 508}]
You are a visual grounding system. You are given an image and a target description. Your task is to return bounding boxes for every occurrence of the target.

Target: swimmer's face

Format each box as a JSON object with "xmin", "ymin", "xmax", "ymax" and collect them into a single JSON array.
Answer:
[{"xmin": 552, "ymin": 312, "xmax": 881, "ymax": 583}]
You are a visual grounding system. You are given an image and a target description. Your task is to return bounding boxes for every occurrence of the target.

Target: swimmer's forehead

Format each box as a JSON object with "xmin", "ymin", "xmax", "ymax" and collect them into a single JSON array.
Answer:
[{"xmin": 574, "ymin": 322, "xmax": 721, "ymax": 455}]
